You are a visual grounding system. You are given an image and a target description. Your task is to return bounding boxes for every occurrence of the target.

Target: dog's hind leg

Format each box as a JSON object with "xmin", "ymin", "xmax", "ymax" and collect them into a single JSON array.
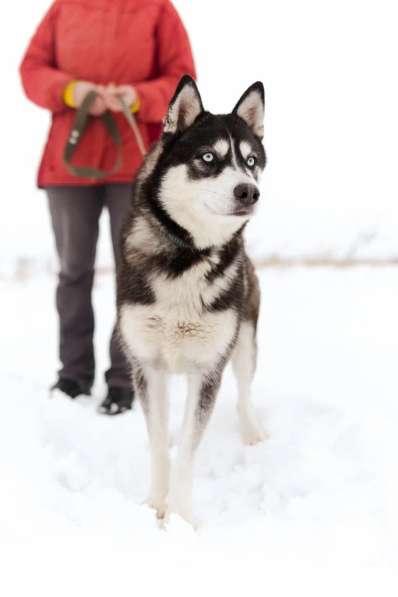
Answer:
[
  {"xmin": 133, "ymin": 363, "xmax": 169, "ymax": 519},
  {"xmin": 232, "ymin": 322, "xmax": 266, "ymax": 445},
  {"xmin": 166, "ymin": 369, "xmax": 222, "ymax": 524}
]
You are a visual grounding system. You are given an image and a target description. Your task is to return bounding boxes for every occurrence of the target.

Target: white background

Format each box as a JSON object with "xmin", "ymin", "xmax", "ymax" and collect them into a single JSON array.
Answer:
[{"xmin": 1, "ymin": 0, "xmax": 398, "ymax": 273}]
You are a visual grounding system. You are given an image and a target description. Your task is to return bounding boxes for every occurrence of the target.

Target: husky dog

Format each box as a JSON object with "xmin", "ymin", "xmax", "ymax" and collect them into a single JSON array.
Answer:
[{"xmin": 118, "ymin": 76, "xmax": 266, "ymax": 523}]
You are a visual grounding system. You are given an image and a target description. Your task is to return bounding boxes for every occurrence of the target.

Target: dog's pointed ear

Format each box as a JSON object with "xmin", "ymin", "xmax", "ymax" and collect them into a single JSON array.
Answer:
[
  {"xmin": 163, "ymin": 75, "xmax": 204, "ymax": 134},
  {"xmin": 233, "ymin": 82, "xmax": 265, "ymax": 139}
]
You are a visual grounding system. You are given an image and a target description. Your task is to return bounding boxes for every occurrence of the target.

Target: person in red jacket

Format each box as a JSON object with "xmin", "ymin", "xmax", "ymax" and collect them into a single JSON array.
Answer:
[{"xmin": 20, "ymin": 0, "xmax": 196, "ymax": 414}]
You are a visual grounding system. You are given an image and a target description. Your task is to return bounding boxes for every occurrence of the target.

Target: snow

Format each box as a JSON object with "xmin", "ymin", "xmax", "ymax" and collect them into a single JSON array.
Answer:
[{"xmin": 1, "ymin": 268, "xmax": 398, "ymax": 594}]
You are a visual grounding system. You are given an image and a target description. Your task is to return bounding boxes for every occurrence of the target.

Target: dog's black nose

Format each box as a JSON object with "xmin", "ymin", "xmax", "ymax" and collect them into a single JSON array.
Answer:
[{"xmin": 233, "ymin": 183, "xmax": 260, "ymax": 206}]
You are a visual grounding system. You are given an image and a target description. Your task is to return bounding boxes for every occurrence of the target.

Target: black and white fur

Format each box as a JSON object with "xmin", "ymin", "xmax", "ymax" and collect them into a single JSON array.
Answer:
[{"xmin": 118, "ymin": 76, "xmax": 266, "ymax": 524}]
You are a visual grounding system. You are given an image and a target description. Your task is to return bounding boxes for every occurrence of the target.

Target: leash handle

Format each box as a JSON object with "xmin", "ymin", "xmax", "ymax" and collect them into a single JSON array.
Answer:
[{"xmin": 63, "ymin": 90, "xmax": 146, "ymax": 180}]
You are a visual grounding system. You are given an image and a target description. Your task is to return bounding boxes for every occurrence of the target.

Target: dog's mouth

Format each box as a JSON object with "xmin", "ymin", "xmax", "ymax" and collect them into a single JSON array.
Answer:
[
  {"xmin": 204, "ymin": 202, "xmax": 255, "ymax": 218},
  {"xmin": 231, "ymin": 207, "xmax": 255, "ymax": 217}
]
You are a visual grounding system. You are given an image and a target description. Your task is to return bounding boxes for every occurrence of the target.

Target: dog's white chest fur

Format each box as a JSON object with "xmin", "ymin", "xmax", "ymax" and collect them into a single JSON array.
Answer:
[{"xmin": 120, "ymin": 260, "xmax": 238, "ymax": 372}]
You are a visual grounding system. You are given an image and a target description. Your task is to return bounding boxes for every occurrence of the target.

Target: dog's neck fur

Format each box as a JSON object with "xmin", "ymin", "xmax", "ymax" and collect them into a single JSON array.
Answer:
[{"xmin": 124, "ymin": 200, "xmax": 244, "ymax": 284}]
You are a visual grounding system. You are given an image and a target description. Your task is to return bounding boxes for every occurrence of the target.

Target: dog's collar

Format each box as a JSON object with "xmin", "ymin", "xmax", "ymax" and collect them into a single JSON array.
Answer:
[
  {"xmin": 162, "ymin": 227, "xmax": 212, "ymax": 255},
  {"xmin": 147, "ymin": 194, "xmax": 212, "ymax": 254},
  {"xmin": 165, "ymin": 230, "xmax": 192, "ymax": 250}
]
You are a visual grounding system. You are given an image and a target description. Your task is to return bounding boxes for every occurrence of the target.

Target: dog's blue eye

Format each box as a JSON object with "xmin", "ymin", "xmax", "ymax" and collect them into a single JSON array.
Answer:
[
  {"xmin": 246, "ymin": 156, "xmax": 257, "ymax": 168},
  {"xmin": 202, "ymin": 152, "xmax": 214, "ymax": 163}
]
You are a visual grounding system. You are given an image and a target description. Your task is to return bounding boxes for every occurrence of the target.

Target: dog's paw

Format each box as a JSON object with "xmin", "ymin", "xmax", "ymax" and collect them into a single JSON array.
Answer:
[
  {"xmin": 162, "ymin": 512, "xmax": 198, "ymax": 533},
  {"xmin": 163, "ymin": 499, "xmax": 194, "ymax": 527},
  {"xmin": 240, "ymin": 418, "xmax": 267, "ymax": 446},
  {"xmin": 163, "ymin": 509, "xmax": 194, "ymax": 529},
  {"xmin": 144, "ymin": 497, "xmax": 167, "ymax": 520}
]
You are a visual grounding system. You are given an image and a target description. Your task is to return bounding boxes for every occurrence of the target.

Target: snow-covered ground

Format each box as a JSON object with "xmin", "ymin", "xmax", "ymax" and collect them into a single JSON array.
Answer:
[{"xmin": 1, "ymin": 268, "xmax": 398, "ymax": 595}]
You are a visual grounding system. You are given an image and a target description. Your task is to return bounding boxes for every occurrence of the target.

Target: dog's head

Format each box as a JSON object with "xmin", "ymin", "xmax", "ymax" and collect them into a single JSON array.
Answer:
[{"xmin": 148, "ymin": 76, "xmax": 266, "ymax": 249}]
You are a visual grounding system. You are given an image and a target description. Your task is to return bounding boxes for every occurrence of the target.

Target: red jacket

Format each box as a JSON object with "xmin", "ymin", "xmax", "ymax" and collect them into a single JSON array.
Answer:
[{"xmin": 20, "ymin": 0, "xmax": 196, "ymax": 187}]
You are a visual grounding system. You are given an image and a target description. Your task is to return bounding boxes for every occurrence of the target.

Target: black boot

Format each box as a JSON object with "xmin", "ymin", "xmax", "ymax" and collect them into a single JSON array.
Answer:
[
  {"xmin": 50, "ymin": 378, "xmax": 91, "ymax": 399},
  {"xmin": 98, "ymin": 386, "xmax": 134, "ymax": 415}
]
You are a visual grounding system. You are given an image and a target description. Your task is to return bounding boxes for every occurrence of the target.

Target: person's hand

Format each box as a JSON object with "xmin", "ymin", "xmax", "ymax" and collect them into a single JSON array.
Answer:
[
  {"xmin": 102, "ymin": 83, "xmax": 137, "ymax": 112},
  {"xmin": 72, "ymin": 81, "xmax": 107, "ymax": 116}
]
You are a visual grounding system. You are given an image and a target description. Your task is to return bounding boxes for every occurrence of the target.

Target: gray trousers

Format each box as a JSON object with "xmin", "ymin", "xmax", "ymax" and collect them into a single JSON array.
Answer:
[{"xmin": 47, "ymin": 184, "xmax": 132, "ymax": 389}]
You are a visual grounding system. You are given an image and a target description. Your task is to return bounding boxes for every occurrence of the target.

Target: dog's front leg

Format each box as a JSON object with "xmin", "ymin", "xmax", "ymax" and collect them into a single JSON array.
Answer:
[
  {"xmin": 166, "ymin": 369, "xmax": 222, "ymax": 524},
  {"xmin": 133, "ymin": 364, "xmax": 169, "ymax": 519}
]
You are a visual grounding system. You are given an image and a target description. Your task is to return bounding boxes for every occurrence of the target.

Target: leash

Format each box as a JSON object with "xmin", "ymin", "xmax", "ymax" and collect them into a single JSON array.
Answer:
[
  {"xmin": 119, "ymin": 95, "xmax": 147, "ymax": 158},
  {"xmin": 63, "ymin": 90, "xmax": 147, "ymax": 179}
]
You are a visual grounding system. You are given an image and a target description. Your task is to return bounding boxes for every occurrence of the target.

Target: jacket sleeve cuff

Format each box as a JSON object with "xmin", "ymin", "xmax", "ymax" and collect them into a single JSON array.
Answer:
[
  {"xmin": 131, "ymin": 94, "xmax": 140, "ymax": 114},
  {"xmin": 64, "ymin": 81, "xmax": 78, "ymax": 108}
]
